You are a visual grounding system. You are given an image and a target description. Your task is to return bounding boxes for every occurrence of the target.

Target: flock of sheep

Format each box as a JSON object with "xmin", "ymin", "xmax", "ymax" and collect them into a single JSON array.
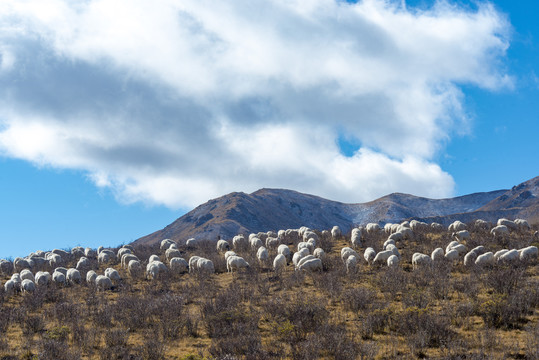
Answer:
[{"xmin": 1, "ymin": 217, "xmax": 538, "ymax": 295}]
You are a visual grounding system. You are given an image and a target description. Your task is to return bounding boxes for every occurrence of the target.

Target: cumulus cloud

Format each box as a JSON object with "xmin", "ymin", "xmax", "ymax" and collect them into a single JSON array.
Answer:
[{"xmin": 0, "ymin": 0, "xmax": 511, "ymax": 207}]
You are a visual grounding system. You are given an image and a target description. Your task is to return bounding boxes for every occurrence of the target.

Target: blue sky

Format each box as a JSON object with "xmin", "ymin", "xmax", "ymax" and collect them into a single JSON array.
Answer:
[{"xmin": 0, "ymin": 0, "xmax": 537, "ymax": 258}]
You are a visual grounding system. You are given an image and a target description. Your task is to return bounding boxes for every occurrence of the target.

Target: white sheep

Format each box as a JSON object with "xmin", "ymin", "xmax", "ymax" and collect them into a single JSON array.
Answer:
[
  {"xmin": 21, "ymin": 279, "xmax": 36, "ymax": 293},
  {"xmin": 186, "ymin": 238, "xmax": 197, "ymax": 248},
  {"xmin": 351, "ymin": 228, "xmax": 362, "ymax": 248},
  {"xmin": 452, "ymin": 244, "xmax": 467, "ymax": 255},
  {"xmin": 366, "ymin": 223, "xmax": 380, "ymax": 234},
  {"xmin": 346, "ymin": 255, "xmax": 358, "ymax": 274},
  {"xmin": 297, "ymin": 258, "xmax": 323, "ymax": 272},
  {"xmin": 463, "ymin": 251, "xmax": 478, "ymax": 267},
  {"xmin": 498, "ymin": 249, "xmax": 519, "ymax": 263},
  {"xmin": 431, "ymin": 222, "xmax": 445, "ymax": 232},
  {"xmin": 431, "ymin": 248, "xmax": 444, "ymax": 262},
  {"xmin": 97, "ymin": 251, "xmax": 113, "ymax": 265},
  {"xmin": 95, "ymin": 275, "xmax": 112, "ymax": 290},
  {"xmin": 266, "ymin": 237, "xmax": 280, "ymax": 250},
  {"xmin": 398, "ymin": 227, "xmax": 414, "ymax": 240},
  {"xmin": 148, "ymin": 254, "xmax": 160, "ymax": 263},
  {"xmin": 224, "ymin": 251, "xmax": 237, "ymax": 262},
  {"xmin": 471, "ymin": 246, "xmax": 487, "ymax": 256},
  {"xmin": 86, "ymin": 270, "xmax": 98, "ymax": 284},
  {"xmin": 267, "ymin": 230, "xmax": 278, "ymax": 238},
  {"xmin": 448, "ymin": 221, "xmax": 467, "ymax": 232},
  {"xmin": 128, "ymin": 260, "xmax": 143, "ymax": 278},
  {"xmin": 453, "ymin": 230, "xmax": 470, "ymax": 242},
  {"xmin": 383, "ymin": 239, "xmax": 395, "ymax": 250},
  {"xmin": 388, "ymin": 232, "xmax": 403, "ymax": 243},
  {"xmin": 4, "ymin": 279, "xmax": 17, "ymax": 294},
  {"xmin": 497, "ymin": 218, "xmax": 517, "ymax": 230},
  {"xmin": 52, "ymin": 271, "xmax": 66, "ymax": 284},
  {"xmin": 491, "ymin": 225, "xmax": 509, "ymax": 237},
  {"xmin": 386, "ymin": 244, "xmax": 400, "ymax": 258},
  {"xmin": 117, "ymin": 247, "xmax": 132, "ymax": 260},
  {"xmin": 475, "ymin": 252, "xmax": 495, "ymax": 267},
  {"xmin": 66, "ymin": 269, "xmax": 82, "ymax": 284},
  {"xmin": 35, "ymin": 271, "xmax": 51, "ymax": 286},
  {"xmin": 48, "ymin": 254, "xmax": 63, "ymax": 268},
  {"xmin": 257, "ymin": 247, "xmax": 269, "ymax": 264},
  {"xmin": 364, "ymin": 247, "xmax": 376, "ymax": 265},
  {"xmin": 233, "ymin": 235, "xmax": 248, "ymax": 251},
  {"xmin": 384, "ymin": 223, "xmax": 394, "ymax": 234},
  {"xmin": 165, "ymin": 248, "xmax": 182, "ymax": 262},
  {"xmin": 250, "ymin": 237, "xmax": 263, "ymax": 251},
  {"xmin": 105, "ymin": 268, "xmax": 121, "ymax": 282},
  {"xmin": 273, "ymin": 254, "xmax": 287, "ymax": 273},
  {"xmin": 146, "ymin": 261, "xmax": 167, "ymax": 279},
  {"xmin": 494, "ymin": 249, "xmax": 509, "ymax": 260},
  {"xmin": 444, "ymin": 249, "xmax": 460, "ymax": 262},
  {"xmin": 445, "ymin": 241, "xmax": 460, "ymax": 254},
  {"xmin": 387, "ymin": 254, "xmax": 399, "ymax": 267},
  {"xmin": 188, "ymin": 256, "xmax": 202, "ymax": 273},
  {"xmin": 373, "ymin": 250, "xmax": 394, "ymax": 266},
  {"xmin": 169, "ymin": 257, "xmax": 189, "ymax": 274},
  {"xmin": 303, "ymin": 231, "xmax": 318, "ymax": 243},
  {"xmin": 216, "ymin": 240, "xmax": 230, "ymax": 253},
  {"xmin": 331, "ymin": 226, "xmax": 342, "ymax": 239},
  {"xmin": 298, "ymin": 241, "xmax": 313, "ymax": 254},
  {"xmin": 474, "ymin": 219, "xmax": 490, "ymax": 230},
  {"xmin": 85, "ymin": 248, "xmax": 97, "ymax": 259},
  {"xmin": 514, "ymin": 219, "xmax": 530, "ymax": 232},
  {"xmin": 412, "ymin": 253, "xmax": 432, "ymax": 269},
  {"xmin": 292, "ymin": 252, "xmax": 306, "ymax": 267},
  {"xmin": 0, "ymin": 259, "xmax": 14, "ymax": 275},
  {"xmin": 14, "ymin": 258, "xmax": 31, "ymax": 272},
  {"xmin": 277, "ymin": 244, "xmax": 292, "ymax": 263},
  {"xmin": 313, "ymin": 248, "xmax": 326, "ymax": 261},
  {"xmin": 20, "ymin": 269, "xmax": 35, "ymax": 282},
  {"xmin": 227, "ymin": 256, "xmax": 250, "ymax": 272},
  {"xmin": 121, "ymin": 254, "xmax": 139, "ymax": 269},
  {"xmin": 341, "ymin": 247, "xmax": 359, "ymax": 263},
  {"xmin": 196, "ymin": 258, "xmax": 215, "ymax": 274},
  {"xmin": 160, "ymin": 239, "xmax": 176, "ymax": 250},
  {"xmin": 519, "ymin": 246, "xmax": 538, "ymax": 262},
  {"xmin": 76, "ymin": 257, "xmax": 90, "ymax": 270}
]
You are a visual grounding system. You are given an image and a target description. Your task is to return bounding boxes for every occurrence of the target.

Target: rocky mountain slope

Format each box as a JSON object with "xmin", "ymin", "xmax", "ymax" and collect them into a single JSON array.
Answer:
[{"xmin": 133, "ymin": 176, "xmax": 539, "ymax": 246}]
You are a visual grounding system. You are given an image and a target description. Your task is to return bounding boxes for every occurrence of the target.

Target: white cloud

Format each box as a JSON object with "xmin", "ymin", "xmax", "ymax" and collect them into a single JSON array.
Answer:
[{"xmin": 0, "ymin": 0, "xmax": 511, "ymax": 207}]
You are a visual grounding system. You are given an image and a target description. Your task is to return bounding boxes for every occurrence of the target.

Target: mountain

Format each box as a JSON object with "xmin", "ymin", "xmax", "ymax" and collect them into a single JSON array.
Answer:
[{"xmin": 133, "ymin": 177, "xmax": 539, "ymax": 246}]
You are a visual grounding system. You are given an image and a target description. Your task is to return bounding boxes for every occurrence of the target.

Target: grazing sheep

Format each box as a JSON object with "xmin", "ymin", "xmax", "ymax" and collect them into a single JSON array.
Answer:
[
  {"xmin": 250, "ymin": 237, "xmax": 263, "ymax": 251},
  {"xmin": 273, "ymin": 254, "xmax": 287, "ymax": 272},
  {"xmin": 35, "ymin": 271, "xmax": 51, "ymax": 286},
  {"xmin": 445, "ymin": 241, "xmax": 460, "ymax": 254},
  {"xmin": 117, "ymin": 247, "xmax": 132, "ymax": 260},
  {"xmin": 444, "ymin": 249, "xmax": 460, "ymax": 262},
  {"xmin": 266, "ymin": 237, "xmax": 280, "ymax": 250},
  {"xmin": 105, "ymin": 268, "xmax": 121, "ymax": 282},
  {"xmin": 160, "ymin": 239, "xmax": 176, "ymax": 251},
  {"xmin": 278, "ymin": 230, "xmax": 286, "ymax": 242},
  {"xmin": 284, "ymin": 229, "xmax": 300, "ymax": 244},
  {"xmin": 453, "ymin": 230, "xmax": 470, "ymax": 242},
  {"xmin": 494, "ymin": 249, "xmax": 509, "ymax": 261},
  {"xmin": 86, "ymin": 270, "xmax": 98, "ymax": 284},
  {"xmin": 128, "ymin": 260, "xmax": 143, "ymax": 278},
  {"xmin": 430, "ymin": 222, "xmax": 445, "ymax": 232},
  {"xmin": 387, "ymin": 255, "xmax": 399, "ymax": 267},
  {"xmin": 431, "ymin": 248, "xmax": 444, "ymax": 262},
  {"xmin": 277, "ymin": 244, "xmax": 292, "ymax": 263},
  {"xmin": 4, "ymin": 279, "xmax": 17, "ymax": 294},
  {"xmin": 412, "ymin": 253, "xmax": 432, "ymax": 269},
  {"xmin": 297, "ymin": 258, "xmax": 323, "ymax": 272},
  {"xmin": 384, "ymin": 223, "xmax": 394, "ymax": 234},
  {"xmin": 224, "ymin": 251, "xmax": 237, "ymax": 262},
  {"xmin": 148, "ymin": 255, "xmax": 160, "ymax": 263},
  {"xmin": 227, "ymin": 256, "xmax": 250, "ymax": 272},
  {"xmin": 48, "ymin": 254, "xmax": 63, "ymax": 268},
  {"xmin": 386, "ymin": 244, "xmax": 401, "ymax": 259},
  {"xmin": 257, "ymin": 247, "xmax": 269, "ymax": 264},
  {"xmin": 452, "ymin": 244, "xmax": 467, "ymax": 255},
  {"xmin": 257, "ymin": 232, "xmax": 269, "ymax": 242},
  {"xmin": 292, "ymin": 252, "xmax": 305, "ymax": 267},
  {"xmin": 21, "ymin": 279, "xmax": 36, "ymax": 293},
  {"xmin": 313, "ymin": 248, "xmax": 326, "ymax": 261},
  {"xmin": 233, "ymin": 235, "xmax": 248, "ymax": 251},
  {"xmin": 388, "ymin": 232, "xmax": 404, "ymax": 243},
  {"xmin": 498, "ymin": 249, "xmax": 519, "ymax": 264},
  {"xmin": 341, "ymin": 247, "xmax": 359, "ymax": 263},
  {"xmin": 474, "ymin": 219, "xmax": 490, "ymax": 230},
  {"xmin": 188, "ymin": 256, "xmax": 201, "ymax": 274},
  {"xmin": 366, "ymin": 223, "xmax": 381, "ymax": 234},
  {"xmin": 169, "ymin": 257, "xmax": 189, "ymax": 274},
  {"xmin": 196, "ymin": 258, "xmax": 215, "ymax": 274},
  {"xmin": 54, "ymin": 267, "xmax": 68, "ymax": 275},
  {"xmin": 95, "ymin": 275, "xmax": 113, "ymax": 290},
  {"xmin": 166, "ymin": 248, "xmax": 182, "ymax": 262},
  {"xmin": 373, "ymin": 250, "xmax": 394, "ymax": 266},
  {"xmin": 66, "ymin": 269, "xmax": 82, "ymax": 284},
  {"xmin": 76, "ymin": 257, "xmax": 90, "ymax": 270},
  {"xmin": 303, "ymin": 231, "xmax": 318, "ymax": 243},
  {"xmin": 85, "ymin": 248, "xmax": 97, "ymax": 259},
  {"xmin": 351, "ymin": 228, "xmax": 362, "ymax": 248},
  {"xmin": 491, "ymin": 225, "xmax": 509, "ymax": 237},
  {"xmin": 410, "ymin": 220, "xmax": 429, "ymax": 233},
  {"xmin": 28, "ymin": 257, "xmax": 47, "ymax": 272},
  {"xmin": 146, "ymin": 261, "xmax": 167, "ymax": 279},
  {"xmin": 121, "ymin": 254, "xmax": 139, "ymax": 269},
  {"xmin": 346, "ymin": 255, "xmax": 358, "ymax": 274},
  {"xmin": 471, "ymin": 246, "xmax": 487, "ymax": 256},
  {"xmin": 331, "ymin": 226, "xmax": 342, "ymax": 239},
  {"xmin": 448, "ymin": 221, "xmax": 467, "ymax": 232},
  {"xmin": 98, "ymin": 251, "xmax": 114, "ymax": 265},
  {"xmin": 364, "ymin": 247, "xmax": 376, "ymax": 265},
  {"xmin": 267, "ymin": 231, "xmax": 278, "ymax": 239},
  {"xmin": 383, "ymin": 239, "xmax": 395, "ymax": 250},
  {"xmin": 497, "ymin": 218, "xmax": 517, "ymax": 230},
  {"xmin": 298, "ymin": 241, "xmax": 313, "ymax": 254},
  {"xmin": 186, "ymin": 238, "xmax": 197, "ymax": 248},
  {"xmin": 0, "ymin": 259, "xmax": 14, "ymax": 275},
  {"xmin": 398, "ymin": 227, "xmax": 414, "ymax": 240},
  {"xmin": 475, "ymin": 252, "xmax": 495, "ymax": 267},
  {"xmin": 20, "ymin": 269, "xmax": 35, "ymax": 282},
  {"xmin": 519, "ymin": 246, "xmax": 538, "ymax": 262},
  {"xmin": 14, "ymin": 258, "xmax": 31, "ymax": 272},
  {"xmin": 514, "ymin": 219, "xmax": 530, "ymax": 231},
  {"xmin": 52, "ymin": 271, "xmax": 66, "ymax": 284},
  {"xmin": 216, "ymin": 240, "xmax": 230, "ymax": 253},
  {"xmin": 463, "ymin": 251, "xmax": 478, "ymax": 267}
]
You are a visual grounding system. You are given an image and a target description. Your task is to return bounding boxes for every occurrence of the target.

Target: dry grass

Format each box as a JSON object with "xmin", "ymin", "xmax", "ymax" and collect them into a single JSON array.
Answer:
[{"xmin": 1, "ymin": 224, "xmax": 538, "ymax": 359}]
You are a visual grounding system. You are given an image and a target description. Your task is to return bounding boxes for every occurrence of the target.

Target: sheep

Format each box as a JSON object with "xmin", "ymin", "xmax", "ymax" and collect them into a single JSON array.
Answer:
[
  {"xmin": 35, "ymin": 271, "xmax": 51, "ymax": 286},
  {"xmin": 266, "ymin": 237, "xmax": 280, "ymax": 250},
  {"xmin": 117, "ymin": 247, "xmax": 132, "ymax": 260},
  {"xmin": 444, "ymin": 249, "xmax": 460, "ymax": 262},
  {"xmin": 105, "ymin": 268, "xmax": 121, "ymax": 283},
  {"xmin": 86, "ymin": 270, "xmax": 98, "ymax": 284},
  {"xmin": 165, "ymin": 248, "xmax": 182, "ymax": 262},
  {"xmin": 0, "ymin": 259, "xmax": 14, "ymax": 276},
  {"xmin": 20, "ymin": 269, "xmax": 35, "ymax": 282},
  {"xmin": 331, "ymin": 226, "xmax": 342, "ymax": 239},
  {"xmin": 364, "ymin": 247, "xmax": 376, "ymax": 265},
  {"xmin": 52, "ymin": 271, "xmax": 66, "ymax": 284},
  {"xmin": 146, "ymin": 261, "xmax": 167, "ymax": 279},
  {"xmin": 471, "ymin": 246, "xmax": 487, "ymax": 256},
  {"xmin": 297, "ymin": 258, "xmax": 323, "ymax": 272},
  {"xmin": 14, "ymin": 257, "xmax": 31, "ymax": 272},
  {"xmin": 351, "ymin": 228, "xmax": 362, "ymax": 248},
  {"xmin": 52, "ymin": 249, "xmax": 71, "ymax": 260},
  {"xmin": 48, "ymin": 254, "xmax": 63, "ymax": 268},
  {"xmin": 431, "ymin": 248, "xmax": 444, "ymax": 262},
  {"xmin": 54, "ymin": 267, "xmax": 68, "ymax": 275},
  {"xmin": 388, "ymin": 232, "xmax": 404, "ymax": 243},
  {"xmin": 445, "ymin": 241, "xmax": 460, "ymax": 254},
  {"xmin": 267, "ymin": 231, "xmax": 278, "ymax": 238},
  {"xmin": 448, "ymin": 221, "xmax": 467, "ymax": 232},
  {"xmin": 398, "ymin": 227, "xmax": 414, "ymax": 240},
  {"xmin": 452, "ymin": 244, "xmax": 467, "ymax": 255},
  {"xmin": 373, "ymin": 250, "xmax": 394, "ymax": 266},
  {"xmin": 169, "ymin": 257, "xmax": 189, "ymax": 274},
  {"xmin": 121, "ymin": 254, "xmax": 139, "ymax": 269},
  {"xmin": 66, "ymin": 269, "xmax": 82, "ymax": 284},
  {"xmin": 257, "ymin": 247, "xmax": 269, "ymax": 264},
  {"xmin": 95, "ymin": 275, "xmax": 113, "ymax": 290},
  {"xmin": 498, "ymin": 249, "xmax": 519, "ymax": 264},
  {"xmin": 28, "ymin": 257, "xmax": 47, "ymax": 272},
  {"xmin": 148, "ymin": 255, "xmax": 160, "ymax": 263},
  {"xmin": 514, "ymin": 219, "xmax": 530, "ymax": 232},
  {"xmin": 386, "ymin": 244, "xmax": 400, "ymax": 259},
  {"xmin": 307, "ymin": 238, "xmax": 317, "ymax": 251},
  {"xmin": 4, "ymin": 279, "xmax": 17, "ymax": 294},
  {"xmin": 21, "ymin": 279, "xmax": 36, "ymax": 293},
  {"xmin": 216, "ymin": 240, "xmax": 230, "ymax": 253},
  {"xmin": 497, "ymin": 218, "xmax": 517, "ymax": 230},
  {"xmin": 412, "ymin": 253, "xmax": 432, "ymax": 269},
  {"xmin": 292, "ymin": 252, "xmax": 306, "ymax": 267},
  {"xmin": 453, "ymin": 230, "xmax": 470, "ymax": 242},
  {"xmin": 366, "ymin": 223, "xmax": 381, "ymax": 234},
  {"xmin": 196, "ymin": 258, "xmax": 215, "ymax": 274},
  {"xmin": 491, "ymin": 225, "xmax": 509, "ymax": 237},
  {"xmin": 475, "ymin": 252, "xmax": 495, "ymax": 267},
  {"xmin": 278, "ymin": 230, "xmax": 286, "ymax": 242},
  {"xmin": 277, "ymin": 244, "xmax": 292, "ymax": 263},
  {"xmin": 76, "ymin": 257, "xmax": 90, "ymax": 270},
  {"xmin": 430, "ymin": 222, "xmax": 445, "ymax": 232},
  {"xmin": 227, "ymin": 256, "xmax": 250, "ymax": 272},
  {"xmin": 233, "ymin": 235, "xmax": 248, "ymax": 251},
  {"xmin": 313, "ymin": 248, "xmax": 326, "ymax": 261},
  {"xmin": 250, "ymin": 237, "xmax": 263, "ymax": 251},
  {"xmin": 85, "ymin": 248, "xmax": 97, "ymax": 259},
  {"xmin": 298, "ymin": 241, "xmax": 313, "ymax": 254},
  {"xmin": 97, "ymin": 251, "xmax": 113, "ymax": 265},
  {"xmin": 494, "ymin": 249, "xmax": 509, "ymax": 261},
  {"xmin": 383, "ymin": 239, "xmax": 395, "ymax": 250},
  {"xmin": 284, "ymin": 229, "xmax": 300, "ymax": 244},
  {"xmin": 410, "ymin": 220, "xmax": 429, "ymax": 233},
  {"xmin": 257, "ymin": 232, "xmax": 268, "ymax": 242},
  {"xmin": 341, "ymin": 247, "xmax": 359, "ymax": 263},
  {"xmin": 346, "ymin": 255, "xmax": 358, "ymax": 274},
  {"xmin": 128, "ymin": 260, "xmax": 143, "ymax": 278},
  {"xmin": 160, "ymin": 239, "xmax": 176, "ymax": 250},
  {"xmin": 387, "ymin": 255, "xmax": 399, "ymax": 267},
  {"xmin": 303, "ymin": 231, "xmax": 318, "ymax": 243},
  {"xmin": 474, "ymin": 219, "xmax": 490, "ymax": 230},
  {"xmin": 273, "ymin": 254, "xmax": 287, "ymax": 273},
  {"xmin": 463, "ymin": 251, "xmax": 478, "ymax": 267},
  {"xmin": 185, "ymin": 238, "xmax": 197, "ymax": 248},
  {"xmin": 519, "ymin": 246, "xmax": 538, "ymax": 262},
  {"xmin": 224, "ymin": 251, "xmax": 237, "ymax": 262}
]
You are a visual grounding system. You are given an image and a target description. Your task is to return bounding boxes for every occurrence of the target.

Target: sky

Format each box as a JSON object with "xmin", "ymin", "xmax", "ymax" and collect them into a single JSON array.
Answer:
[{"xmin": 0, "ymin": 0, "xmax": 538, "ymax": 258}]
